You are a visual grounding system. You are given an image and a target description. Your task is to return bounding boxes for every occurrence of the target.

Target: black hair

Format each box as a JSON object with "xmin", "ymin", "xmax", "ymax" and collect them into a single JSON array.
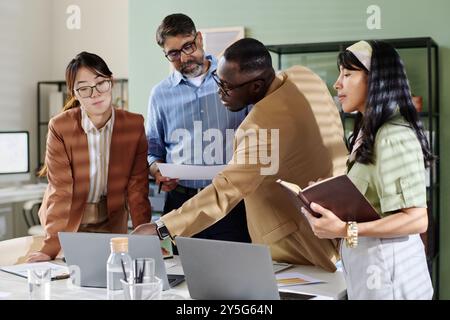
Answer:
[
  {"xmin": 156, "ymin": 13, "xmax": 196, "ymax": 47},
  {"xmin": 337, "ymin": 50, "xmax": 368, "ymax": 73},
  {"xmin": 223, "ymin": 38, "xmax": 273, "ymax": 74},
  {"xmin": 64, "ymin": 51, "xmax": 113, "ymax": 111},
  {"xmin": 338, "ymin": 40, "xmax": 434, "ymax": 167}
]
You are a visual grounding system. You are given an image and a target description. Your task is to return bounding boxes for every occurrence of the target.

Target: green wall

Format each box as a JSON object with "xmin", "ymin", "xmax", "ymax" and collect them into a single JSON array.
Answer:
[{"xmin": 129, "ymin": 0, "xmax": 450, "ymax": 298}]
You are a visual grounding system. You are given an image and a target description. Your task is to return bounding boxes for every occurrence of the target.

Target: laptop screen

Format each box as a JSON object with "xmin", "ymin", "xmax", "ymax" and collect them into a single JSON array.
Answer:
[
  {"xmin": 176, "ymin": 237, "xmax": 280, "ymax": 300},
  {"xmin": 59, "ymin": 232, "xmax": 171, "ymax": 290}
]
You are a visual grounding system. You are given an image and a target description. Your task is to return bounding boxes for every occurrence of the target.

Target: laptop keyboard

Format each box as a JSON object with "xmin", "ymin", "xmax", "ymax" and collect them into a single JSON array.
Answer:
[
  {"xmin": 168, "ymin": 274, "xmax": 185, "ymax": 287},
  {"xmin": 272, "ymin": 262, "xmax": 293, "ymax": 273},
  {"xmin": 279, "ymin": 291, "xmax": 316, "ymax": 300}
]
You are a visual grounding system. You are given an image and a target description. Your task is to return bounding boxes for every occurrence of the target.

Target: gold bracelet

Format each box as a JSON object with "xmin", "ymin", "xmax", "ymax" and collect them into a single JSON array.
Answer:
[{"xmin": 345, "ymin": 221, "xmax": 358, "ymax": 248}]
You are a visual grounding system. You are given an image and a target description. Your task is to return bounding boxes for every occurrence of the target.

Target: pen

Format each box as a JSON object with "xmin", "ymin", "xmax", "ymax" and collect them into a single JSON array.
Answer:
[
  {"xmin": 53, "ymin": 274, "xmax": 70, "ymax": 280},
  {"xmin": 121, "ymin": 259, "xmax": 128, "ymax": 283},
  {"xmin": 158, "ymin": 182, "xmax": 162, "ymax": 194}
]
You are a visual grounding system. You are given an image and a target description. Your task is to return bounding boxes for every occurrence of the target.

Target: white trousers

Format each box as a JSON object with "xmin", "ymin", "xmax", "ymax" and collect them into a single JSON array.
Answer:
[{"xmin": 340, "ymin": 234, "xmax": 433, "ymax": 300}]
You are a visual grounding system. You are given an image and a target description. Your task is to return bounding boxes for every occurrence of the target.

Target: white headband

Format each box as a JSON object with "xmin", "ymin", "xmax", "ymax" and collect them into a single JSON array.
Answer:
[{"xmin": 346, "ymin": 40, "xmax": 372, "ymax": 71}]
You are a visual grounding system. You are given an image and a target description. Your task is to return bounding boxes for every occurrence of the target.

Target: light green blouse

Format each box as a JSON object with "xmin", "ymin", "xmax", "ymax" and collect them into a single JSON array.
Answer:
[{"xmin": 347, "ymin": 115, "xmax": 427, "ymax": 218}]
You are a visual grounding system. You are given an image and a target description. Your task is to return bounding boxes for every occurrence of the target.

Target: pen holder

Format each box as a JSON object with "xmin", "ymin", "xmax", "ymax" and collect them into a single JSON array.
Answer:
[
  {"xmin": 133, "ymin": 258, "xmax": 155, "ymax": 283},
  {"xmin": 120, "ymin": 277, "xmax": 162, "ymax": 300}
]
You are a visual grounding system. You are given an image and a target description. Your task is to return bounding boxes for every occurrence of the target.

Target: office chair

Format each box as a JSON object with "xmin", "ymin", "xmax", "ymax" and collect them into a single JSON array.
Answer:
[{"xmin": 22, "ymin": 199, "xmax": 44, "ymax": 236}]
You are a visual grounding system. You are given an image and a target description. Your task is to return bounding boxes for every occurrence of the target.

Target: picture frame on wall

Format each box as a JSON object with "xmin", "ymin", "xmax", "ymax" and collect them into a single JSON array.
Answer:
[
  {"xmin": 167, "ymin": 26, "xmax": 245, "ymax": 73},
  {"xmin": 198, "ymin": 26, "xmax": 245, "ymax": 58}
]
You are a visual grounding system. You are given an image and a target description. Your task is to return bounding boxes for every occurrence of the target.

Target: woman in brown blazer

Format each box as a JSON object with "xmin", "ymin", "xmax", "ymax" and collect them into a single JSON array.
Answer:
[{"xmin": 27, "ymin": 52, "xmax": 151, "ymax": 262}]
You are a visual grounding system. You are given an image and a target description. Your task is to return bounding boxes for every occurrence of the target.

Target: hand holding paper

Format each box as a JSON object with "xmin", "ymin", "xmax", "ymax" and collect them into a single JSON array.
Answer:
[{"xmin": 154, "ymin": 170, "xmax": 178, "ymax": 193}]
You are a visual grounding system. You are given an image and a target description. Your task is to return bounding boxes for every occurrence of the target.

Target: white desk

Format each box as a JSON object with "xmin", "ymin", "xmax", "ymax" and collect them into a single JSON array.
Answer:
[{"xmin": 0, "ymin": 256, "xmax": 346, "ymax": 300}]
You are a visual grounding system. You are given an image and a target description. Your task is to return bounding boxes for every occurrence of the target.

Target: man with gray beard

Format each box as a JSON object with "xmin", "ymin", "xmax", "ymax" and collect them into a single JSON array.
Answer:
[{"xmin": 146, "ymin": 14, "xmax": 250, "ymax": 249}]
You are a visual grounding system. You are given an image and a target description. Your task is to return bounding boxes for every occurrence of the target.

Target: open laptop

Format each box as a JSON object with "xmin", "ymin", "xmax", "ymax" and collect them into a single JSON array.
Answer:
[
  {"xmin": 59, "ymin": 232, "xmax": 184, "ymax": 290},
  {"xmin": 177, "ymin": 237, "xmax": 313, "ymax": 300}
]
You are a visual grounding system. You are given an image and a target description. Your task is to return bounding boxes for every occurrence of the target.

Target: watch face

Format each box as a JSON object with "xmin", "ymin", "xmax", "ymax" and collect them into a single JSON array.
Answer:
[{"xmin": 158, "ymin": 226, "xmax": 170, "ymax": 239}]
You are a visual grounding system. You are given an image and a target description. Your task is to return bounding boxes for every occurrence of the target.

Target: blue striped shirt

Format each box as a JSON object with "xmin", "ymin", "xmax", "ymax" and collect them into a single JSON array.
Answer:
[{"xmin": 146, "ymin": 55, "xmax": 248, "ymax": 188}]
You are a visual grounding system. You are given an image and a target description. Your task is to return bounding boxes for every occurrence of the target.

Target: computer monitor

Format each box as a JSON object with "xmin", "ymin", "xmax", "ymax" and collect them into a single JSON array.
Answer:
[{"xmin": 0, "ymin": 131, "xmax": 30, "ymax": 185}]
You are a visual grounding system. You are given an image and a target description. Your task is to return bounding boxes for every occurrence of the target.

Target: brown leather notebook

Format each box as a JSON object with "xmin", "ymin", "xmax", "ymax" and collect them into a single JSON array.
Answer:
[{"xmin": 277, "ymin": 175, "xmax": 380, "ymax": 222}]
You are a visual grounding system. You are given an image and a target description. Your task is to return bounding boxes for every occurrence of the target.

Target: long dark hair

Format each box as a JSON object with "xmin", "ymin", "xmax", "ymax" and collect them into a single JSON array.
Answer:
[
  {"xmin": 38, "ymin": 52, "xmax": 113, "ymax": 177},
  {"xmin": 338, "ymin": 40, "xmax": 434, "ymax": 167}
]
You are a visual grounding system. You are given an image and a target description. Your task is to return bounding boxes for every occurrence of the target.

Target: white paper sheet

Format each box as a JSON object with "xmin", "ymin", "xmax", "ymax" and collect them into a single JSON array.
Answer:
[
  {"xmin": 276, "ymin": 272, "xmax": 325, "ymax": 287},
  {"xmin": 157, "ymin": 163, "xmax": 226, "ymax": 180},
  {"xmin": 164, "ymin": 261, "xmax": 176, "ymax": 269},
  {"xmin": 0, "ymin": 262, "xmax": 69, "ymax": 280}
]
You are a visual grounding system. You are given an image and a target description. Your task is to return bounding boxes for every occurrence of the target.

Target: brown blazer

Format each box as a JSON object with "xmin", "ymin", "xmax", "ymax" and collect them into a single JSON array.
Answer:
[
  {"xmin": 162, "ymin": 67, "xmax": 348, "ymax": 272},
  {"xmin": 38, "ymin": 107, "xmax": 151, "ymax": 258}
]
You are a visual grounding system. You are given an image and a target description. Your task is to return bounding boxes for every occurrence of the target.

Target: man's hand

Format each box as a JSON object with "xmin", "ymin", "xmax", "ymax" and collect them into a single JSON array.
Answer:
[
  {"xmin": 132, "ymin": 222, "xmax": 158, "ymax": 235},
  {"xmin": 26, "ymin": 251, "xmax": 51, "ymax": 263},
  {"xmin": 155, "ymin": 171, "xmax": 179, "ymax": 192}
]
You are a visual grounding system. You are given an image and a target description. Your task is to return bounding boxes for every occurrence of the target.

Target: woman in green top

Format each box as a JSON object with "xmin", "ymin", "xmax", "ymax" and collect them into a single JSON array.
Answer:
[{"xmin": 302, "ymin": 40, "xmax": 434, "ymax": 299}]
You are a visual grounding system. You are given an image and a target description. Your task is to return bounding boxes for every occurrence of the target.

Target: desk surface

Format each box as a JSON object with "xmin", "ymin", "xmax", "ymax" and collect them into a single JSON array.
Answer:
[{"xmin": 0, "ymin": 256, "xmax": 346, "ymax": 300}]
